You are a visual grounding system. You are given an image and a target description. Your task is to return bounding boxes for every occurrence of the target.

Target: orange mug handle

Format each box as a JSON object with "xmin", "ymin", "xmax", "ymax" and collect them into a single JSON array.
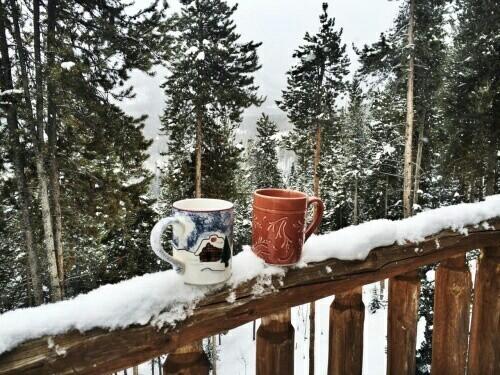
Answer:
[{"xmin": 305, "ymin": 196, "xmax": 324, "ymax": 241}]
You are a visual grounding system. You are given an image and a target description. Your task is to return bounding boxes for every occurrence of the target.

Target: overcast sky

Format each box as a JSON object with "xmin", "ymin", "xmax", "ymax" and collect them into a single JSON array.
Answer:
[{"xmin": 121, "ymin": 0, "xmax": 400, "ymax": 166}]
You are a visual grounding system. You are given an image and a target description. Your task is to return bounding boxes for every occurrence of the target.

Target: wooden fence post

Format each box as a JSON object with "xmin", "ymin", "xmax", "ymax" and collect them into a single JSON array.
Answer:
[
  {"xmin": 328, "ymin": 286, "xmax": 364, "ymax": 375},
  {"xmin": 431, "ymin": 254, "xmax": 471, "ymax": 374},
  {"xmin": 256, "ymin": 308, "xmax": 294, "ymax": 375},
  {"xmin": 467, "ymin": 246, "xmax": 500, "ymax": 375},
  {"xmin": 163, "ymin": 341, "xmax": 209, "ymax": 375},
  {"xmin": 387, "ymin": 270, "xmax": 420, "ymax": 375}
]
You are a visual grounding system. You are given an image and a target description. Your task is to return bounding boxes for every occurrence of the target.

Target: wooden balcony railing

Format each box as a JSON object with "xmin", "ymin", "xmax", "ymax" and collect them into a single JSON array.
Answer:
[{"xmin": 0, "ymin": 218, "xmax": 499, "ymax": 375}]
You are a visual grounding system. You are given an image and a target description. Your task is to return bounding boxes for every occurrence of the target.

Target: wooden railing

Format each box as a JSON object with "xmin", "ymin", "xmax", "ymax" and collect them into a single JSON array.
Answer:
[{"xmin": 0, "ymin": 219, "xmax": 499, "ymax": 375}]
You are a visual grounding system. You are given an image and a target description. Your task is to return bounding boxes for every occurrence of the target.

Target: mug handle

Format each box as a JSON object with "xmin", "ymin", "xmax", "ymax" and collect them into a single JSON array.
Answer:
[
  {"xmin": 304, "ymin": 196, "xmax": 324, "ymax": 241},
  {"xmin": 150, "ymin": 217, "xmax": 187, "ymax": 274}
]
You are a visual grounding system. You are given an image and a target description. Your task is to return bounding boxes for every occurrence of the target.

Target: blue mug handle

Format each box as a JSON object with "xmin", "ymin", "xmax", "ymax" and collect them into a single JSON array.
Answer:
[{"xmin": 150, "ymin": 217, "xmax": 187, "ymax": 274}]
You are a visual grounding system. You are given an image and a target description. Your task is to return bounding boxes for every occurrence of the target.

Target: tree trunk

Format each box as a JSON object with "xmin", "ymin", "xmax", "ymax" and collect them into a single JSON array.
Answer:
[
  {"xmin": 33, "ymin": 0, "xmax": 62, "ymax": 301},
  {"xmin": 195, "ymin": 110, "xmax": 202, "ymax": 198},
  {"xmin": 412, "ymin": 120, "xmax": 424, "ymax": 208},
  {"xmin": 46, "ymin": 0, "xmax": 64, "ymax": 294},
  {"xmin": 132, "ymin": 366, "xmax": 139, "ymax": 375},
  {"xmin": 211, "ymin": 336, "xmax": 217, "ymax": 375},
  {"xmin": 309, "ymin": 300, "xmax": 315, "ymax": 375},
  {"xmin": 403, "ymin": 0, "xmax": 415, "ymax": 219},
  {"xmin": 353, "ymin": 175, "xmax": 358, "ymax": 225},
  {"xmin": 309, "ymin": 123, "xmax": 322, "ymax": 375},
  {"xmin": 485, "ymin": 126, "xmax": 498, "ymax": 196},
  {"xmin": 388, "ymin": 6, "xmax": 420, "ymax": 372},
  {"xmin": 11, "ymin": 0, "xmax": 61, "ymax": 300},
  {"xmin": 0, "ymin": 3, "xmax": 43, "ymax": 305},
  {"xmin": 313, "ymin": 124, "xmax": 321, "ymax": 198},
  {"xmin": 384, "ymin": 175, "xmax": 389, "ymax": 218}
]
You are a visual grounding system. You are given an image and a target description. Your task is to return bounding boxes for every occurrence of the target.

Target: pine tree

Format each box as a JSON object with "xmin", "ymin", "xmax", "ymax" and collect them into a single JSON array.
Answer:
[
  {"xmin": 357, "ymin": 0, "xmax": 449, "ymax": 216},
  {"xmin": 441, "ymin": 0, "xmax": 499, "ymax": 199},
  {"xmin": 278, "ymin": 2, "xmax": 349, "ymax": 199},
  {"xmin": 248, "ymin": 113, "xmax": 283, "ymax": 189},
  {"xmin": 415, "ymin": 266, "xmax": 435, "ymax": 375},
  {"xmin": 357, "ymin": 4, "xmax": 449, "ymax": 374},
  {"xmin": 0, "ymin": 0, "xmax": 167, "ymax": 305},
  {"xmin": 0, "ymin": 2, "xmax": 44, "ymax": 305},
  {"xmin": 368, "ymin": 285, "xmax": 382, "ymax": 314},
  {"xmin": 220, "ymin": 236, "xmax": 231, "ymax": 267},
  {"xmin": 160, "ymin": 0, "xmax": 262, "ymax": 202},
  {"xmin": 321, "ymin": 76, "xmax": 372, "ymax": 229},
  {"xmin": 277, "ymin": 4, "xmax": 349, "ymax": 373}
]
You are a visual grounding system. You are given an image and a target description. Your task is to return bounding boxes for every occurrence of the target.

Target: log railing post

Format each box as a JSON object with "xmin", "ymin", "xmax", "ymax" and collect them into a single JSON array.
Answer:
[
  {"xmin": 256, "ymin": 308, "xmax": 294, "ymax": 375},
  {"xmin": 467, "ymin": 246, "xmax": 500, "ymax": 375},
  {"xmin": 163, "ymin": 341, "xmax": 210, "ymax": 375},
  {"xmin": 431, "ymin": 254, "xmax": 471, "ymax": 374},
  {"xmin": 387, "ymin": 270, "xmax": 420, "ymax": 375},
  {"xmin": 328, "ymin": 286, "xmax": 364, "ymax": 375}
]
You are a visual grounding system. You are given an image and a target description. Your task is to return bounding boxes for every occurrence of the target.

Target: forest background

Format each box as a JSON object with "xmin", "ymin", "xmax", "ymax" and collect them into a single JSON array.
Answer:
[{"xmin": 0, "ymin": 0, "xmax": 498, "ymax": 374}]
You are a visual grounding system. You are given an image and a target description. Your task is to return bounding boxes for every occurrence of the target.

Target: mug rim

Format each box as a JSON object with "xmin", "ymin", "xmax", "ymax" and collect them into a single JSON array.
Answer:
[
  {"xmin": 173, "ymin": 198, "xmax": 234, "ymax": 212},
  {"xmin": 254, "ymin": 188, "xmax": 307, "ymax": 200}
]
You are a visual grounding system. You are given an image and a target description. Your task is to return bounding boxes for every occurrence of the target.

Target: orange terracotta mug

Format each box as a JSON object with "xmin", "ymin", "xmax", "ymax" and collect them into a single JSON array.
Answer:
[{"xmin": 252, "ymin": 188, "xmax": 324, "ymax": 265}]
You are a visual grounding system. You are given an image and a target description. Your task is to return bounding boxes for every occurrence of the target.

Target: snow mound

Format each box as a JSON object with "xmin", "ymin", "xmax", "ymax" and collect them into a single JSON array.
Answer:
[
  {"xmin": 303, "ymin": 195, "xmax": 500, "ymax": 262},
  {"xmin": 0, "ymin": 195, "xmax": 498, "ymax": 355},
  {"xmin": 0, "ymin": 247, "xmax": 283, "ymax": 355}
]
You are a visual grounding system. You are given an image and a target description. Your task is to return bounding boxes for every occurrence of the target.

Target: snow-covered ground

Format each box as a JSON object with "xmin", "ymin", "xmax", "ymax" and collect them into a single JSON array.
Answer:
[{"xmin": 220, "ymin": 284, "xmax": 388, "ymax": 375}]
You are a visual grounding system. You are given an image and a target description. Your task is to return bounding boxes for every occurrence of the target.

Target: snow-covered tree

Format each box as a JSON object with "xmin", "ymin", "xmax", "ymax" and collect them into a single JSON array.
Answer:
[
  {"xmin": 278, "ymin": 2, "xmax": 349, "ymax": 200},
  {"xmin": 160, "ymin": 0, "xmax": 263, "ymax": 203},
  {"xmin": 357, "ymin": 0, "xmax": 449, "ymax": 217},
  {"xmin": 440, "ymin": 0, "xmax": 499, "ymax": 199},
  {"xmin": 277, "ymin": 4, "xmax": 349, "ymax": 373},
  {"xmin": 248, "ymin": 113, "xmax": 283, "ymax": 189}
]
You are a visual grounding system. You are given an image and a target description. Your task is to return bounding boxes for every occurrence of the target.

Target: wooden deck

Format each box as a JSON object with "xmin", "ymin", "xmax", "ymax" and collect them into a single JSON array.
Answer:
[{"xmin": 0, "ymin": 219, "xmax": 499, "ymax": 375}]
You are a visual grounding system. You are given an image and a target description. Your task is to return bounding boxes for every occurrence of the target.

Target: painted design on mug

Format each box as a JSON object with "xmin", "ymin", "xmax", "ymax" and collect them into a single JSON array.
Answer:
[
  {"xmin": 253, "ymin": 214, "xmax": 302, "ymax": 264},
  {"xmin": 194, "ymin": 234, "xmax": 232, "ymax": 268},
  {"xmin": 171, "ymin": 209, "xmax": 233, "ymax": 270}
]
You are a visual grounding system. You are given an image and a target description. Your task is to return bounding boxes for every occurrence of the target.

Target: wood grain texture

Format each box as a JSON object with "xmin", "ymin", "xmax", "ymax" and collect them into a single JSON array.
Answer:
[
  {"xmin": 328, "ymin": 287, "xmax": 364, "ymax": 375},
  {"xmin": 0, "ymin": 221, "xmax": 499, "ymax": 375},
  {"xmin": 256, "ymin": 309, "xmax": 294, "ymax": 375},
  {"xmin": 163, "ymin": 341, "xmax": 209, "ymax": 375},
  {"xmin": 387, "ymin": 270, "xmax": 420, "ymax": 375},
  {"xmin": 431, "ymin": 255, "xmax": 471, "ymax": 375},
  {"xmin": 467, "ymin": 246, "xmax": 500, "ymax": 375}
]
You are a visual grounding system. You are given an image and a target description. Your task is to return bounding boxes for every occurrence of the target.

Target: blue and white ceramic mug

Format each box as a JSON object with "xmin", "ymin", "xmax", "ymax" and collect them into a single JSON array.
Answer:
[{"xmin": 150, "ymin": 198, "xmax": 233, "ymax": 285}]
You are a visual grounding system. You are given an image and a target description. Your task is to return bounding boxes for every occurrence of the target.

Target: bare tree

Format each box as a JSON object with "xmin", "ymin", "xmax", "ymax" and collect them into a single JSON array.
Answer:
[
  {"xmin": 195, "ymin": 111, "xmax": 203, "ymax": 198},
  {"xmin": 413, "ymin": 120, "xmax": 425, "ymax": 207},
  {"xmin": 10, "ymin": 0, "xmax": 62, "ymax": 301},
  {"xmin": 0, "ymin": 2, "xmax": 43, "ymax": 305},
  {"xmin": 46, "ymin": 0, "xmax": 65, "ymax": 292},
  {"xmin": 403, "ymin": 0, "xmax": 416, "ymax": 219}
]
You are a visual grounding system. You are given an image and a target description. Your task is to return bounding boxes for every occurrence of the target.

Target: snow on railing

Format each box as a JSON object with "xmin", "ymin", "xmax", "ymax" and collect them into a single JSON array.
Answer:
[{"xmin": 0, "ymin": 196, "xmax": 499, "ymax": 375}]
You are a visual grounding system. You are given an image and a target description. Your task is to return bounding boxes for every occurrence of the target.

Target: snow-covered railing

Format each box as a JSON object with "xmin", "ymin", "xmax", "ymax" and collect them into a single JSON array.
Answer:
[{"xmin": 0, "ymin": 198, "xmax": 499, "ymax": 375}]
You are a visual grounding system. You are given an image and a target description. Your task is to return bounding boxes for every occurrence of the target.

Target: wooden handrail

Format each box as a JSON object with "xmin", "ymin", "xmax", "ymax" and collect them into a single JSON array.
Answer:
[{"xmin": 0, "ymin": 219, "xmax": 499, "ymax": 374}]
